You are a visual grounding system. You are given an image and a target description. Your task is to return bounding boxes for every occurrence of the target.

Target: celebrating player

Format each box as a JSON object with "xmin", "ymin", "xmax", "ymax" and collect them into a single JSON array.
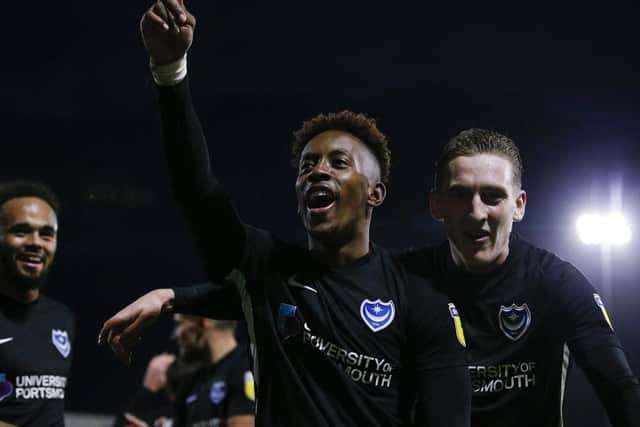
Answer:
[
  {"xmin": 0, "ymin": 181, "xmax": 74, "ymax": 427},
  {"xmin": 400, "ymin": 128, "xmax": 640, "ymax": 426},
  {"xmin": 100, "ymin": 1, "xmax": 471, "ymax": 425}
]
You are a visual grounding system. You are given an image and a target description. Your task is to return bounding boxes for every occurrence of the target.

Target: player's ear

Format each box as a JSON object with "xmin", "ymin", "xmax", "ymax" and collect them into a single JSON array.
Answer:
[
  {"xmin": 513, "ymin": 189, "xmax": 526, "ymax": 222},
  {"xmin": 430, "ymin": 189, "xmax": 444, "ymax": 221},
  {"xmin": 368, "ymin": 181, "xmax": 386, "ymax": 208}
]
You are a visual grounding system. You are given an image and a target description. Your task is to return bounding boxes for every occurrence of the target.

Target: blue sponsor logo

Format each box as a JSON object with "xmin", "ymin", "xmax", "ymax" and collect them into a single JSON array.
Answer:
[
  {"xmin": 498, "ymin": 303, "xmax": 531, "ymax": 341},
  {"xmin": 277, "ymin": 303, "xmax": 301, "ymax": 340},
  {"xmin": 594, "ymin": 293, "xmax": 604, "ymax": 307},
  {"xmin": 210, "ymin": 380, "xmax": 226, "ymax": 405},
  {"xmin": 449, "ymin": 305, "xmax": 460, "ymax": 317},
  {"xmin": 360, "ymin": 299, "xmax": 395, "ymax": 332}
]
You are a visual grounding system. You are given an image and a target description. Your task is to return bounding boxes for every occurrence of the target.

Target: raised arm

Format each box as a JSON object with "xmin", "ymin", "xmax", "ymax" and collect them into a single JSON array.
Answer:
[
  {"xmin": 143, "ymin": 0, "xmax": 246, "ymax": 278},
  {"xmin": 100, "ymin": 2, "xmax": 260, "ymax": 365}
]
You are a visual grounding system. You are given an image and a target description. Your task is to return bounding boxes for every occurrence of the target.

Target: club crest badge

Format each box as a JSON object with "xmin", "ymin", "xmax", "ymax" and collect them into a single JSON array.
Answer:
[
  {"xmin": 360, "ymin": 299, "xmax": 395, "ymax": 332},
  {"xmin": 0, "ymin": 374, "xmax": 13, "ymax": 402},
  {"xmin": 498, "ymin": 303, "xmax": 531, "ymax": 341},
  {"xmin": 51, "ymin": 329, "xmax": 71, "ymax": 358},
  {"xmin": 210, "ymin": 380, "xmax": 226, "ymax": 405}
]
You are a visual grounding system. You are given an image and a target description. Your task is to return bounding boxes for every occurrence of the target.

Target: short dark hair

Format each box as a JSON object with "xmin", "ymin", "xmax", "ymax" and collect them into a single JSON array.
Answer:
[
  {"xmin": 434, "ymin": 128, "xmax": 523, "ymax": 190},
  {"xmin": 0, "ymin": 180, "xmax": 60, "ymax": 215},
  {"xmin": 291, "ymin": 111, "xmax": 391, "ymax": 183},
  {"xmin": 213, "ymin": 320, "xmax": 237, "ymax": 333}
]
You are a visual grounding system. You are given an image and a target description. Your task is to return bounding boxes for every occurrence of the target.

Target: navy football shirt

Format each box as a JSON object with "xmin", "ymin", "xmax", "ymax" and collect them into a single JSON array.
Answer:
[
  {"xmin": 399, "ymin": 234, "xmax": 639, "ymax": 427},
  {"xmin": 0, "ymin": 295, "xmax": 74, "ymax": 426},
  {"xmin": 160, "ymin": 78, "xmax": 470, "ymax": 426}
]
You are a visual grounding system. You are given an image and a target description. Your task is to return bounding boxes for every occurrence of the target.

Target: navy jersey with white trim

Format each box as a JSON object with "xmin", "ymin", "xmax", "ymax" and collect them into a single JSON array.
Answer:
[
  {"xmin": 235, "ymin": 227, "xmax": 467, "ymax": 426},
  {"xmin": 399, "ymin": 234, "xmax": 640, "ymax": 427},
  {"xmin": 0, "ymin": 295, "xmax": 75, "ymax": 427},
  {"xmin": 159, "ymin": 78, "xmax": 470, "ymax": 427},
  {"xmin": 175, "ymin": 346, "xmax": 255, "ymax": 427}
]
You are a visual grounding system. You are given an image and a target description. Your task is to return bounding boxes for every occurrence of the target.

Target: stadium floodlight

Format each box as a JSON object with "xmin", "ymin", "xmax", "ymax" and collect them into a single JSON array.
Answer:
[{"xmin": 576, "ymin": 212, "xmax": 632, "ymax": 245}]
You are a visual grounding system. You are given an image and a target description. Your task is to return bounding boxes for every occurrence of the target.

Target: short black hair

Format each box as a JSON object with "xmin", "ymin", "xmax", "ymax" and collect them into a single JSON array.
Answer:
[
  {"xmin": 0, "ymin": 180, "xmax": 60, "ymax": 215},
  {"xmin": 291, "ymin": 111, "xmax": 391, "ymax": 183}
]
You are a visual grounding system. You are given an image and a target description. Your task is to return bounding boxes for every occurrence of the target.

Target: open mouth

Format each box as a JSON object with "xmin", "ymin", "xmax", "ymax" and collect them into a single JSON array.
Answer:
[
  {"xmin": 464, "ymin": 229, "xmax": 491, "ymax": 242},
  {"xmin": 306, "ymin": 187, "xmax": 336, "ymax": 213},
  {"xmin": 17, "ymin": 254, "xmax": 44, "ymax": 269}
]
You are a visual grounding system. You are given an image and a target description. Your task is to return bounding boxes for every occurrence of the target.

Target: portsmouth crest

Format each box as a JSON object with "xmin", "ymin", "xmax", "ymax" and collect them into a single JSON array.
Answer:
[
  {"xmin": 51, "ymin": 329, "xmax": 71, "ymax": 358},
  {"xmin": 360, "ymin": 299, "xmax": 395, "ymax": 332},
  {"xmin": 0, "ymin": 374, "xmax": 13, "ymax": 402},
  {"xmin": 498, "ymin": 303, "xmax": 531, "ymax": 341},
  {"xmin": 210, "ymin": 380, "xmax": 226, "ymax": 405}
]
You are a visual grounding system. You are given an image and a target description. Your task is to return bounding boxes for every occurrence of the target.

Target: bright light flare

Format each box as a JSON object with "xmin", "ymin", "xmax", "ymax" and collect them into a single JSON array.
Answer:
[{"xmin": 576, "ymin": 212, "xmax": 632, "ymax": 245}]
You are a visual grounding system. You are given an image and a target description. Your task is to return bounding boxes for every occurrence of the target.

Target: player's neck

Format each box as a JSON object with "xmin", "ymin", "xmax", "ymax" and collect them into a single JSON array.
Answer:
[
  {"xmin": 448, "ymin": 241, "xmax": 509, "ymax": 275},
  {"xmin": 208, "ymin": 334, "xmax": 238, "ymax": 364},
  {"xmin": 0, "ymin": 279, "xmax": 39, "ymax": 304},
  {"xmin": 308, "ymin": 231, "xmax": 370, "ymax": 266}
]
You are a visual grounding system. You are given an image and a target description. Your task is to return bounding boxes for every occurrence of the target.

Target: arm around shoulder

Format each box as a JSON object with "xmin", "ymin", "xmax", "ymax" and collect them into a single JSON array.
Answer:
[{"xmin": 407, "ymin": 276, "xmax": 471, "ymax": 426}]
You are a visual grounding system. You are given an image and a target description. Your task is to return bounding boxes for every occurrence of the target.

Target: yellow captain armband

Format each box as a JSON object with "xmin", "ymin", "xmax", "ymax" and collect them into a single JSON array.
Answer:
[
  {"xmin": 244, "ymin": 371, "xmax": 255, "ymax": 401},
  {"xmin": 448, "ymin": 303, "xmax": 466, "ymax": 347}
]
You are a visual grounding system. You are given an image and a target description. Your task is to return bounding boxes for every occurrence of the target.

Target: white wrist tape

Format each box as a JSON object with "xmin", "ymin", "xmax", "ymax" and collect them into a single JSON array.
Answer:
[{"xmin": 150, "ymin": 54, "xmax": 187, "ymax": 86}]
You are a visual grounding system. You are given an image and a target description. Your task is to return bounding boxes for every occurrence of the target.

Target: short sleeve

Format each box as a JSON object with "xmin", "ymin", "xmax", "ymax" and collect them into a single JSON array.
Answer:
[{"xmin": 225, "ymin": 360, "xmax": 256, "ymax": 417}]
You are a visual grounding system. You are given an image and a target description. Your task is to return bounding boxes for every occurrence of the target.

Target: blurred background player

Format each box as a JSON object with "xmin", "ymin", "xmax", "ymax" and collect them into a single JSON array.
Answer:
[
  {"xmin": 119, "ymin": 314, "xmax": 254, "ymax": 427},
  {"xmin": 112, "ymin": 353, "xmax": 175, "ymax": 427}
]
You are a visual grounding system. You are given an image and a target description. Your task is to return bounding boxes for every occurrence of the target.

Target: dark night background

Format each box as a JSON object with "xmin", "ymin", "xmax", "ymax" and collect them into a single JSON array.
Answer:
[{"xmin": 4, "ymin": 2, "xmax": 639, "ymax": 425}]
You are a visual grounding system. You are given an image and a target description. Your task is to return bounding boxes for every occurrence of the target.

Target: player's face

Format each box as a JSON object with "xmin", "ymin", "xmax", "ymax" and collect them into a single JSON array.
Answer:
[
  {"xmin": 0, "ymin": 197, "xmax": 58, "ymax": 288},
  {"xmin": 295, "ymin": 130, "xmax": 385, "ymax": 244},
  {"xmin": 173, "ymin": 315, "xmax": 207, "ymax": 357},
  {"xmin": 431, "ymin": 153, "xmax": 526, "ymax": 273}
]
